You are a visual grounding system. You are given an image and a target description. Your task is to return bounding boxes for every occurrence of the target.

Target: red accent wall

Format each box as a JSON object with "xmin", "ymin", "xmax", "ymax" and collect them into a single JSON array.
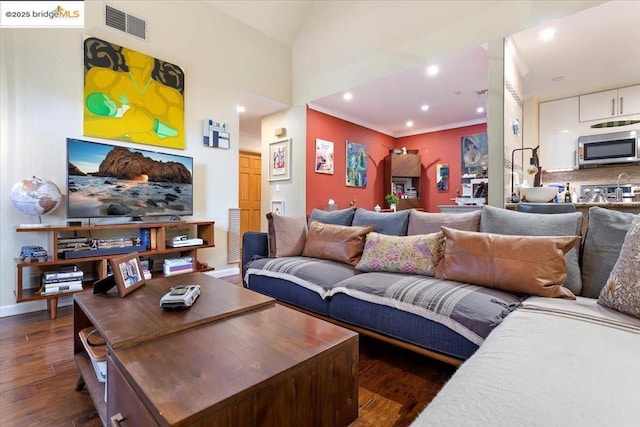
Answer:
[
  {"xmin": 306, "ymin": 106, "xmax": 487, "ymax": 213},
  {"xmin": 398, "ymin": 123, "xmax": 487, "ymax": 212},
  {"xmin": 306, "ymin": 107, "xmax": 395, "ymax": 214}
]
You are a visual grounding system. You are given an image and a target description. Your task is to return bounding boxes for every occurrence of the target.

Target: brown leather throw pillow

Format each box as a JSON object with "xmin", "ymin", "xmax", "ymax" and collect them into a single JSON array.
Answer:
[
  {"xmin": 303, "ymin": 220, "xmax": 374, "ymax": 266},
  {"xmin": 266, "ymin": 213, "xmax": 307, "ymax": 257},
  {"xmin": 435, "ymin": 227, "xmax": 580, "ymax": 299}
]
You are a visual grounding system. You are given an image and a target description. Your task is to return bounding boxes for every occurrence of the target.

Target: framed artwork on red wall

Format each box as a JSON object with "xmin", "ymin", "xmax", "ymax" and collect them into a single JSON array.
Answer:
[
  {"xmin": 346, "ymin": 141, "xmax": 367, "ymax": 187},
  {"xmin": 315, "ymin": 139, "xmax": 334, "ymax": 174}
]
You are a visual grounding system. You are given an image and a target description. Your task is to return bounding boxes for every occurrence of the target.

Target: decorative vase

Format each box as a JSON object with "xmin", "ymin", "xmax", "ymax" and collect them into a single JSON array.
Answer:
[{"xmin": 390, "ymin": 203, "xmax": 396, "ymax": 212}]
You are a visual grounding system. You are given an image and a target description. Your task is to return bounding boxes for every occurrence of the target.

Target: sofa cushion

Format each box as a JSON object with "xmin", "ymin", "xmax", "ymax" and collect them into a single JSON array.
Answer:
[
  {"xmin": 435, "ymin": 227, "xmax": 580, "ymax": 299},
  {"xmin": 352, "ymin": 208, "xmax": 410, "ymax": 235},
  {"xmin": 479, "ymin": 205, "xmax": 583, "ymax": 295},
  {"xmin": 598, "ymin": 215, "xmax": 640, "ymax": 318},
  {"xmin": 309, "ymin": 207, "xmax": 355, "ymax": 226},
  {"xmin": 266, "ymin": 213, "xmax": 307, "ymax": 257},
  {"xmin": 303, "ymin": 220, "xmax": 373, "ymax": 266},
  {"xmin": 581, "ymin": 207, "xmax": 638, "ymax": 298},
  {"xmin": 407, "ymin": 209, "xmax": 481, "ymax": 235},
  {"xmin": 330, "ymin": 272, "xmax": 522, "ymax": 347},
  {"xmin": 355, "ymin": 231, "xmax": 444, "ymax": 276},
  {"xmin": 244, "ymin": 256, "xmax": 359, "ymax": 301}
]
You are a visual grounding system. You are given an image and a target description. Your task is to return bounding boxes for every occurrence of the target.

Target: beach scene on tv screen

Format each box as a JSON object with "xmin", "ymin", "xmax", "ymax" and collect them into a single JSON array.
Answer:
[{"xmin": 67, "ymin": 139, "xmax": 193, "ymax": 218}]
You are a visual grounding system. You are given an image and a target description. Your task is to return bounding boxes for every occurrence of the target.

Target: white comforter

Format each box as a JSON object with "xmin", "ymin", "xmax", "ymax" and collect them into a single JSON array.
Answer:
[{"xmin": 412, "ymin": 297, "xmax": 640, "ymax": 427}]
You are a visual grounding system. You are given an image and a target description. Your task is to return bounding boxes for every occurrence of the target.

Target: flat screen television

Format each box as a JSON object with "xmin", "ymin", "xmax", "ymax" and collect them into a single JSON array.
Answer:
[{"xmin": 66, "ymin": 138, "xmax": 193, "ymax": 220}]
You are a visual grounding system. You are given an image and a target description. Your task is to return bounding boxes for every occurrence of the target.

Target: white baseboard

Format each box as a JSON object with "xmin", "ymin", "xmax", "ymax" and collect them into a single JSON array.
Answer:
[
  {"xmin": 204, "ymin": 267, "xmax": 240, "ymax": 278},
  {"xmin": 0, "ymin": 268, "xmax": 241, "ymax": 318},
  {"xmin": 0, "ymin": 296, "xmax": 74, "ymax": 318}
]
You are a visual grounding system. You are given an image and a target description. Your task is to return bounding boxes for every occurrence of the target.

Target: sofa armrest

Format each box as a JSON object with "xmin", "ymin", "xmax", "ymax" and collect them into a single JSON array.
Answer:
[{"xmin": 242, "ymin": 231, "xmax": 269, "ymax": 277}]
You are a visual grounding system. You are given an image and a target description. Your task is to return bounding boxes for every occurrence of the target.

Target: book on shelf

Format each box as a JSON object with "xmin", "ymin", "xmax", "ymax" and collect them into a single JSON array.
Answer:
[
  {"xmin": 163, "ymin": 256, "xmax": 193, "ymax": 265},
  {"xmin": 41, "ymin": 283, "xmax": 83, "ymax": 294},
  {"xmin": 43, "ymin": 268, "xmax": 84, "ymax": 281},
  {"xmin": 42, "ymin": 279, "xmax": 83, "ymax": 288}
]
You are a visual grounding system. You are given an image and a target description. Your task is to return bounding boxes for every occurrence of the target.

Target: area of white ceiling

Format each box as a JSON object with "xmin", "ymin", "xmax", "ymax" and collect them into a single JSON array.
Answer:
[
  {"xmin": 209, "ymin": 0, "xmax": 640, "ymax": 138},
  {"xmin": 511, "ymin": 0, "xmax": 640, "ymax": 103}
]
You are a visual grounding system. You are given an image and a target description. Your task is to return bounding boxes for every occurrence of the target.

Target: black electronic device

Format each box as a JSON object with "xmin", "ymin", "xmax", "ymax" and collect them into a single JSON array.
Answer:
[
  {"xmin": 93, "ymin": 275, "xmax": 116, "ymax": 294},
  {"xmin": 66, "ymin": 138, "xmax": 194, "ymax": 221}
]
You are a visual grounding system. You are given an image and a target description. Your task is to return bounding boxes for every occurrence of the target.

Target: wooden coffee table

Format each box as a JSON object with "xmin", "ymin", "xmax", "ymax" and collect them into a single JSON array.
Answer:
[{"xmin": 74, "ymin": 273, "xmax": 358, "ymax": 426}]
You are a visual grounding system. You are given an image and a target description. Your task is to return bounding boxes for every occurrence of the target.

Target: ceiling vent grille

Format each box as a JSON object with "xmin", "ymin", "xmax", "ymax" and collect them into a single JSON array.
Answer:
[{"xmin": 105, "ymin": 5, "xmax": 146, "ymax": 40}]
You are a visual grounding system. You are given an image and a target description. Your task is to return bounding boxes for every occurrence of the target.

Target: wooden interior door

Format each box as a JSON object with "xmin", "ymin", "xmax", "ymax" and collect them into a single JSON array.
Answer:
[{"xmin": 239, "ymin": 151, "xmax": 262, "ymax": 247}]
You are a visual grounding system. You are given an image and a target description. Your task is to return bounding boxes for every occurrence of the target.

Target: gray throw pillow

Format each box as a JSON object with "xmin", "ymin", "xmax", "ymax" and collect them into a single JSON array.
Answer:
[
  {"xmin": 479, "ymin": 205, "xmax": 583, "ymax": 295},
  {"xmin": 352, "ymin": 208, "xmax": 410, "ymax": 236},
  {"xmin": 407, "ymin": 209, "xmax": 481, "ymax": 235},
  {"xmin": 309, "ymin": 207, "xmax": 355, "ymax": 226},
  {"xmin": 581, "ymin": 207, "xmax": 637, "ymax": 298}
]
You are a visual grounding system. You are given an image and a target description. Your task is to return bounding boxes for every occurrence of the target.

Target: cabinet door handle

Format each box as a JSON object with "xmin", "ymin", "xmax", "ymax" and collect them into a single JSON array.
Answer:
[
  {"xmin": 612, "ymin": 98, "xmax": 616, "ymax": 116},
  {"xmin": 110, "ymin": 413, "xmax": 124, "ymax": 427},
  {"xmin": 620, "ymin": 97, "xmax": 624, "ymax": 115}
]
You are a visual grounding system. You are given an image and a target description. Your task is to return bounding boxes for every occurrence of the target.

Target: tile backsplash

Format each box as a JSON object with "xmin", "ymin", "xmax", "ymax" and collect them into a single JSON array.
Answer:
[{"xmin": 541, "ymin": 164, "xmax": 640, "ymax": 194}]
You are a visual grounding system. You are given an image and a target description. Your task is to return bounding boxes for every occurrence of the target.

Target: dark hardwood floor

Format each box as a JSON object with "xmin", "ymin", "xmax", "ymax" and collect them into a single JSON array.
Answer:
[{"xmin": 0, "ymin": 275, "xmax": 455, "ymax": 426}]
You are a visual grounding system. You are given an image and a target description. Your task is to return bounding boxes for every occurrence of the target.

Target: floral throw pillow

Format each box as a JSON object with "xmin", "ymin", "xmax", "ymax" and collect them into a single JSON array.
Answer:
[
  {"xmin": 598, "ymin": 215, "xmax": 640, "ymax": 318},
  {"xmin": 355, "ymin": 231, "xmax": 445, "ymax": 276}
]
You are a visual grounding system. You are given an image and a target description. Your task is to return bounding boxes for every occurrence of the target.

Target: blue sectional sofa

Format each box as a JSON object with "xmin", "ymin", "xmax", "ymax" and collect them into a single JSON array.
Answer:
[{"xmin": 242, "ymin": 205, "xmax": 637, "ymax": 365}]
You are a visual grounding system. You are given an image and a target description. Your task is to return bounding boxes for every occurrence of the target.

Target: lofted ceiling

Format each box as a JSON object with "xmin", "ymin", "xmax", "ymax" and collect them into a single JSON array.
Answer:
[{"xmin": 208, "ymin": 1, "xmax": 640, "ymax": 138}]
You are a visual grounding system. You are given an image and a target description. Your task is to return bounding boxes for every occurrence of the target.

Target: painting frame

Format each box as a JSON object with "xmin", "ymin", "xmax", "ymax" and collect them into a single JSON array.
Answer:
[
  {"xmin": 270, "ymin": 200, "xmax": 284, "ymax": 215},
  {"xmin": 461, "ymin": 133, "xmax": 489, "ymax": 177},
  {"xmin": 268, "ymin": 138, "xmax": 291, "ymax": 181},
  {"xmin": 345, "ymin": 140, "xmax": 367, "ymax": 188},
  {"xmin": 315, "ymin": 139, "xmax": 334, "ymax": 174},
  {"xmin": 109, "ymin": 253, "xmax": 146, "ymax": 297},
  {"xmin": 83, "ymin": 36, "xmax": 186, "ymax": 150}
]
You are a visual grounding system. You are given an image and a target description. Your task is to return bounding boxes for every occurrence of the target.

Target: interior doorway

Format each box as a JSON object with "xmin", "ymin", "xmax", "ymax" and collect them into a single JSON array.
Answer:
[{"xmin": 239, "ymin": 151, "xmax": 262, "ymax": 250}]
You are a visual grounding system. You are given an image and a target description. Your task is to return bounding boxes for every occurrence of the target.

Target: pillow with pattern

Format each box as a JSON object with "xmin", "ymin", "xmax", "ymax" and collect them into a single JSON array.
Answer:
[
  {"xmin": 356, "ymin": 231, "xmax": 445, "ymax": 276},
  {"xmin": 598, "ymin": 215, "xmax": 640, "ymax": 318}
]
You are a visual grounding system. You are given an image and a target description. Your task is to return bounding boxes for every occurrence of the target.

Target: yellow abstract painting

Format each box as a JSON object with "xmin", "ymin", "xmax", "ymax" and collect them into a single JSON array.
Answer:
[{"xmin": 83, "ymin": 37, "xmax": 185, "ymax": 149}]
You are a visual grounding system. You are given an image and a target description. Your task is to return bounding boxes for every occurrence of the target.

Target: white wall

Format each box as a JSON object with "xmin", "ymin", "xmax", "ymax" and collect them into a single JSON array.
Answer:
[{"xmin": 0, "ymin": 1, "xmax": 291, "ymax": 315}]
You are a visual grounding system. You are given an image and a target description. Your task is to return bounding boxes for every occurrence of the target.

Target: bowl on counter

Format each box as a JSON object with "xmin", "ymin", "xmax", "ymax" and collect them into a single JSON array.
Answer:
[{"xmin": 519, "ymin": 187, "xmax": 558, "ymax": 203}]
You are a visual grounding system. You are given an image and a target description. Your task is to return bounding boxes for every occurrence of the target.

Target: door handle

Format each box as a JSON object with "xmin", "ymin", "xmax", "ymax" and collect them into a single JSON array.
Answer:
[
  {"xmin": 612, "ymin": 98, "xmax": 615, "ymax": 116},
  {"xmin": 620, "ymin": 97, "xmax": 624, "ymax": 115}
]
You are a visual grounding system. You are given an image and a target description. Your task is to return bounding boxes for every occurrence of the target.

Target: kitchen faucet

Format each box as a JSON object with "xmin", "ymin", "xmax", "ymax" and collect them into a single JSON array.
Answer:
[{"xmin": 616, "ymin": 172, "xmax": 630, "ymax": 202}]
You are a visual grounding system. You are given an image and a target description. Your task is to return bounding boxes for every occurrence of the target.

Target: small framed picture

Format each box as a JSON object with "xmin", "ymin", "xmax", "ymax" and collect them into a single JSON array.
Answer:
[
  {"xmin": 268, "ymin": 138, "xmax": 291, "ymax": 181},
  {"xmin": 270, "ymin": 200, "xmax": 284, "ymax": 215},
  {"xmin": 109, "ymin": 253, "xmax": 145, "ymax": 297}
]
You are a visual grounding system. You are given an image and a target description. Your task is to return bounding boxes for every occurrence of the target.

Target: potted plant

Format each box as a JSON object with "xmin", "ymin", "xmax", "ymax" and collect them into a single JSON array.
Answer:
[{"xmin": 385, "ymin": 193, "xmax": 399, "ymax": 210}]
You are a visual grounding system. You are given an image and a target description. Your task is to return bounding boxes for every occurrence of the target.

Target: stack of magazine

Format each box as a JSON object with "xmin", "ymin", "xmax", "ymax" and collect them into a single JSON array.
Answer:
[{"xmin": 40, "ymin": 265, "xmax": 84, "ymax": 294}]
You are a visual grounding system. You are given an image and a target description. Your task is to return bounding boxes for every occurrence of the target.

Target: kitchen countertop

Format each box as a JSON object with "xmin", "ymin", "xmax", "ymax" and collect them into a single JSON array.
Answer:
[{"xmin": 505, "ymin": 202, "xmax": 640, "ymax": 209}]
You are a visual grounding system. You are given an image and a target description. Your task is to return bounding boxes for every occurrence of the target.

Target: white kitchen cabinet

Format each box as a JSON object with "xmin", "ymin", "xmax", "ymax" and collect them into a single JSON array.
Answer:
[
  {"xmin": 539, "ymin": 97, "xmax": 579, "ymax": 171},
  {"xmin": 579, "ymin": 84, "xmax": 640, "ymax": 122}
]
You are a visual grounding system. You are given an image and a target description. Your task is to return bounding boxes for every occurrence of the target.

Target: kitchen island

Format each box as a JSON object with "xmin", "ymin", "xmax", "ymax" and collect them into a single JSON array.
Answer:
[{"xmin": 505, "ymin": 201, "xmax": 640, "ymax": 234}]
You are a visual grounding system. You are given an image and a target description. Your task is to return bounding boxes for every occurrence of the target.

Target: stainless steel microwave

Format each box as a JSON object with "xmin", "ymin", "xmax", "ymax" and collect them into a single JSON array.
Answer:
[{"xmin": 578, "ymin": 130, "xmax": 640, "ymax": 167}]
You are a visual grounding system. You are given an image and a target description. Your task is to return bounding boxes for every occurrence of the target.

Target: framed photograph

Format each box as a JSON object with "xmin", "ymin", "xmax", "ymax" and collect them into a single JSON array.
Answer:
[
  {"xmin": 109, "ymin": 253, "xmax": 146, "ymax": 297},
  {"xmin": 315, "ymin": 139, "xmax": 334, "ymax": 174},
  {"xmin": 270, "ymin": 200, "xmax": 284, "ymax": 215},
  {"xmin": 461, "ymin": 133, "xmax": 488, "ymax": 177},
  {"xmin": 268, "ymin": 138, "xmax": 291, "ymax": 181}
]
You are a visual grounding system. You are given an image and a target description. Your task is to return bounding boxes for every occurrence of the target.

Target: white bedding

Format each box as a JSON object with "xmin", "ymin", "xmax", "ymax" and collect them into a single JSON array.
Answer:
[{"xmin": 412, "ymin": 296, "xmax": 640, "ymax": 427}]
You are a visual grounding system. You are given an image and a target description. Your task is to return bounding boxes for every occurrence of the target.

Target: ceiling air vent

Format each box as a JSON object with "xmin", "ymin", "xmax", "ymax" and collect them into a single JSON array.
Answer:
[{"xmin": 105, "ymin": 4, "xmax": 147, "ymax": 40}]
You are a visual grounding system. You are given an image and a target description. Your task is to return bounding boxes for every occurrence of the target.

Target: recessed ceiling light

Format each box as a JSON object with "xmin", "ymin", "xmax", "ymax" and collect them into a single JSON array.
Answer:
[
  {"xmin": 406, "ymin": 120, "xmax": 414, "ymax": 127},
  {"xmin": 426, "ymin": 65, "xmax": 439, "ymax": 77},
  {"xmin": 539, "ymin": 28, "xmax": 555, "ymax": 42},
  {"xmin": 476, "ymin": 107, "xmax": 485, "ymax": 113},
  {"xmin": 421, "ymin": 104, "xmax": 429, "ymax": 111},
  {"xmin": 237, "ymin": 105, "xmax": 246, "ymax": 113},
  {"xmin": 343, "ymin": 92, "xmax": 353, "ymax": 101}
]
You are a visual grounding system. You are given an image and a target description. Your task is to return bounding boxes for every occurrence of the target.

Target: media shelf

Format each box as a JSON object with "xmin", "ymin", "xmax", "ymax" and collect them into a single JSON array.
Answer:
[{"xmin": 15, "ymin": 221, "xmax": 215, "ymax": 319}]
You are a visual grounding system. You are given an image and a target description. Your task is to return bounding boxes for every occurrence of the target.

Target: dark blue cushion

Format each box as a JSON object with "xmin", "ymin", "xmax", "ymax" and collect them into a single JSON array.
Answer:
[
  {"xmin": 329, "ymin": 293, "xmax": 477, "ymax": 360},
  {"xmin": 352, "ymin": 208, "xmax": 410, "ymax": 235},
  {"xmin": 309, "ymin": 207, "xmax": 355, "ymax": 226}
]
